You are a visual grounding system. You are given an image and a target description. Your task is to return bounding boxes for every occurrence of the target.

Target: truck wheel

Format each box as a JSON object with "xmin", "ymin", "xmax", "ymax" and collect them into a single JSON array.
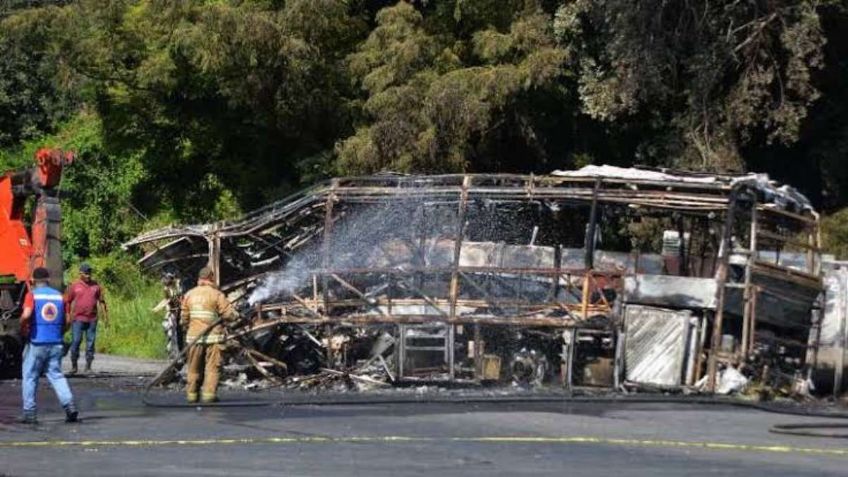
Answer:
[{"xmin": 0, "ymin": 335, "xmax": 22, "ymax": 379}]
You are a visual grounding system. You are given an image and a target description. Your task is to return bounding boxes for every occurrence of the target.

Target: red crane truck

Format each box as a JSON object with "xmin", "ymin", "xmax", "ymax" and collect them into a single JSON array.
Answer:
[{"xmin": 0, "ymin": 148, "xmax": 72, "ymax": 376}]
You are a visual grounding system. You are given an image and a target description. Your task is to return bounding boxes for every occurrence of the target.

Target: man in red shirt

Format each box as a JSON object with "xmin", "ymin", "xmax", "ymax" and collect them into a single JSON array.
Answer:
[{"xmin": 65, "ymin": 263, "xmax": 108, "ymax": 374}]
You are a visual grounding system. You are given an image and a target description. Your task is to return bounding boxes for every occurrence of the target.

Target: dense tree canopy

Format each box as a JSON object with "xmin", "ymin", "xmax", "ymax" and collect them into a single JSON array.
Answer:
[
  {"xmin": 0, "ymin": 7, "xmax": 78, "ymax": 146},
  {"xmin": 338, "ymin": 2, "xmax": 567, "ymax": 173},
  {"xmin": 1, "ymin": 0, "xmax": 848, "ymax": 260},
  {"xmin": 556, "ymin": 0, "xmax": 829, "ymax": 170}
]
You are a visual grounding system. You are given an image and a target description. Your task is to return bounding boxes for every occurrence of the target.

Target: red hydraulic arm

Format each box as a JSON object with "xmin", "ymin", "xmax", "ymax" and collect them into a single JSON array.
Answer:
[{"xmin": 0, "ymin": 148, "xmax": 72, "ymax": 289}]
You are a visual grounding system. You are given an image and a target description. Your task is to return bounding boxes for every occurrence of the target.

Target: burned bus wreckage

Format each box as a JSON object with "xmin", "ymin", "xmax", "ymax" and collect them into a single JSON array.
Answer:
[{"xmin": 125, "ymin": 166, "xmax": 829, "ymax": 397}]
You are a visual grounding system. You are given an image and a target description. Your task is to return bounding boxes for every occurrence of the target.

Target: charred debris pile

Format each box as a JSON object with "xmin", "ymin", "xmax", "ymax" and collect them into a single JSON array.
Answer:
[{"xmin": 125, "ymin": 166, "xmax": 831, "ymax": 398}]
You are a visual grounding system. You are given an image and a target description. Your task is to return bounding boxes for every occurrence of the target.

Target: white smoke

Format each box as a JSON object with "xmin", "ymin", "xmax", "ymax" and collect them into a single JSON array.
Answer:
[
  {"xmin": 245, "ymin": 196, "xmax": 521, "ymax": 306},
  {"xmin": 246, "ymin": 202, "xmax": 427, "ymax": 305},
  {"xmin": 247, "ymin": 254, "xmax": 315, "ymax": 305}
]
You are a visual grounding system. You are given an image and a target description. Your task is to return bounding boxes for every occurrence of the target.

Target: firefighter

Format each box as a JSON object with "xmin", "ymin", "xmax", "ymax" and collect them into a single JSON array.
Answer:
[
  {"xmin": 180, "ymin": 266, "xmax": 237, "ymax": 403},
  {"xmin": 19, "ymin": 267, "xmax": 79, "ymax": 424}
]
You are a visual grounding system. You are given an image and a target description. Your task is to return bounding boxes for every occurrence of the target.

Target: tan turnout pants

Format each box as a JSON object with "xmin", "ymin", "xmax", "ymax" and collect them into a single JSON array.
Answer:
[{"xmin": 186, "ymin": 344, "xmax": 222, "ymax": 402}]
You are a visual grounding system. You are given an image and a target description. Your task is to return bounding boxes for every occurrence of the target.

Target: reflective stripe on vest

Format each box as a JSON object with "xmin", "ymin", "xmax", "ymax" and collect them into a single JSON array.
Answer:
[
  {"xmin": 187, "ymin": 334, "xmax": 225, "ymax": 344},
  {"xmin": 31, "ymin": 285, "xmax": 65, "ymax": 345},
  {"xmin": 189, "ymin": 308, "xmax": 219, "ymax": 322}
]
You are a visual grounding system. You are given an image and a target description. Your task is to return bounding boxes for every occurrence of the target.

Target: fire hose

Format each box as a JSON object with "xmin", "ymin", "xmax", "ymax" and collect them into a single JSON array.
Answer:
[
  {"xmin": 141, "ymin": 320, "xmax": 848, "ymax": 437},
  {"xmin": 142, "ymin": 317, "xmax": 272, "ymax": 408},
  {"xmin": 768, "ymin": 422, "xmax": 848, "ymax": 438}
]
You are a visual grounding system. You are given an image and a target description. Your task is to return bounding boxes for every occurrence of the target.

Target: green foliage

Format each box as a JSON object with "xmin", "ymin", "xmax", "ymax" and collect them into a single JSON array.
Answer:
[
  {"xmin": 57, "ymin": 0, "xmax": 364, "ymax": 215},
  {"xmin": 67, "ymin": 252, "xmax": 148, "ymax": 295},
  {"xmin": 3, "ymin": 1, "xmax": 846, "ymax": 208},
  {"xmin": 1, "ymin": 112, "xmax": 148, "ymax": 259},
  {"xmin": 554, "ymin": 0, "xmax": 829, "ymax": 170},
  {"xmin": 3, "ymin": 0, "xmax": 840, "ymax": 212},
  {"xmin": 0, "ymin": 6, "xmax": 78, "ymax": 147},
  {"xmin": 822, "ymin": 209, "xmax": 848, "ymax": 260},
  {"xmin": 338, "ymin": 2, "xmax": 567, "ymax": 174},
  {"xmin": 94, "ymin": 280, "xmax": 166, "ymax": 359}
]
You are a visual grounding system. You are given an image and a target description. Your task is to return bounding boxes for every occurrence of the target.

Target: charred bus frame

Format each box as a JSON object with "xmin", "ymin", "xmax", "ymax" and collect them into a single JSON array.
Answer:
[{"xmin": 126, "ymin": 168, "xmax": 822, "ymax": 392}]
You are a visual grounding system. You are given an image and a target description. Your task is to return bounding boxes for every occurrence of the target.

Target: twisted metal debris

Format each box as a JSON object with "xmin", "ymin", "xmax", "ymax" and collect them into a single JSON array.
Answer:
[{"xmin": 125, "ymin": 166, "xmax": 825, "ymax": 394}]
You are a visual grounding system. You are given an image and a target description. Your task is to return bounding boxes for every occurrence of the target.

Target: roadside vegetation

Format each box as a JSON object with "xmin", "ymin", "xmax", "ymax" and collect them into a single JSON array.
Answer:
[
  {"xmin": 63, "ymin": 254, "xmax": 167, "ymax": 359},
  {"xmin": 92, "ymin": 282, "xmax": 165, "ymax": 359},
  {"xmin": 2, "ymin": 1, "xmax": 848, "ymax": 357}
]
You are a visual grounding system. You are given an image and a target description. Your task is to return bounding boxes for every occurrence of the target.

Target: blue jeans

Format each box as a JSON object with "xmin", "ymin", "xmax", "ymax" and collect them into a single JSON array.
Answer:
[
  {"xmin": 70, "ymin": 320, "xmax": 97, "ymax": 364},
  {"xmin": 22, "ymin": 344, "xmax": 74, "ymax": 414}
]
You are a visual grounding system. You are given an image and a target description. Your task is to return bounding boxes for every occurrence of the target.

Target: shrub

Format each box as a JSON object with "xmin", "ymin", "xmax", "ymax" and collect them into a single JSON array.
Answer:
[{"xmin": 822, "ymin": 208, "xmax": 848, "ymax": 260}]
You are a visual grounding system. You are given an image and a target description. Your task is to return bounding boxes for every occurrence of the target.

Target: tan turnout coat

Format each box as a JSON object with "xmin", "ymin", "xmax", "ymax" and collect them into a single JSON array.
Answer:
[{"xmin": 180, "ymin": 284, "xmax": 237, "ymax": 344}]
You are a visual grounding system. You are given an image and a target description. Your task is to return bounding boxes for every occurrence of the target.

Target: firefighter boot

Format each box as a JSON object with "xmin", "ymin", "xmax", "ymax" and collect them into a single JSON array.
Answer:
[
  {"xmin": 200, "ymin": 393, "xmax": 218, "ymax": 404},
  {"xmin": 64, "ymin": 403, "xmax": 79, "ymax": 423},
  {"xmin": 186, "ymin": 392, "xmax": 199, "ymax": 404}
]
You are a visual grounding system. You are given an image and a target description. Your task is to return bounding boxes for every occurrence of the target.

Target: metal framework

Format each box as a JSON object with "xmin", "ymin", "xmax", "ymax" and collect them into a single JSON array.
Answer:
[{"xmin": 126, "ymin": 167, "xmax": 823, "ymax": 391}]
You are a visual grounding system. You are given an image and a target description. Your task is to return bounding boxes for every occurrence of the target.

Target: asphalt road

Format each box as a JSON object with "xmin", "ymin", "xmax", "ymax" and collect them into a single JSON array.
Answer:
[{"xmin": 1, "ymin": 377, "xmax": 848, "ymax": 477}]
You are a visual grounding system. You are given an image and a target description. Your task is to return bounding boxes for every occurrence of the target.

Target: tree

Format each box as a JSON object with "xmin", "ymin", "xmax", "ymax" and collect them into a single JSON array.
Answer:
[
  {"xmin": 56, "ymin": 0, "xmax": 365, "ymax": 217},
  {"xmin": 554, "ymin": 0, "xmax": 829, "ymax": 171},
  {"xmin": 0, "ymin": 7, "xmax": 78, "ymax": 147},
  {"xmin": 337, "ymin": 1, "xmax": 568, "ymax": 174}
]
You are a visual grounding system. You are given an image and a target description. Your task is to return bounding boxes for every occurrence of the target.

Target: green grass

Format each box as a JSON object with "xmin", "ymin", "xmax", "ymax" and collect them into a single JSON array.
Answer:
[{"xmin": 90, "ymin": 282, "xmax": 168, "ymax": 359}]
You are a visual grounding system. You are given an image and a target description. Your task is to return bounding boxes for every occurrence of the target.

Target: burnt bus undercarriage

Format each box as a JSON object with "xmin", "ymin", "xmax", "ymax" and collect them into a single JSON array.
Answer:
[{"xmin": 125, "ymin": 166, "xmax": 823, "ymax": 394}]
